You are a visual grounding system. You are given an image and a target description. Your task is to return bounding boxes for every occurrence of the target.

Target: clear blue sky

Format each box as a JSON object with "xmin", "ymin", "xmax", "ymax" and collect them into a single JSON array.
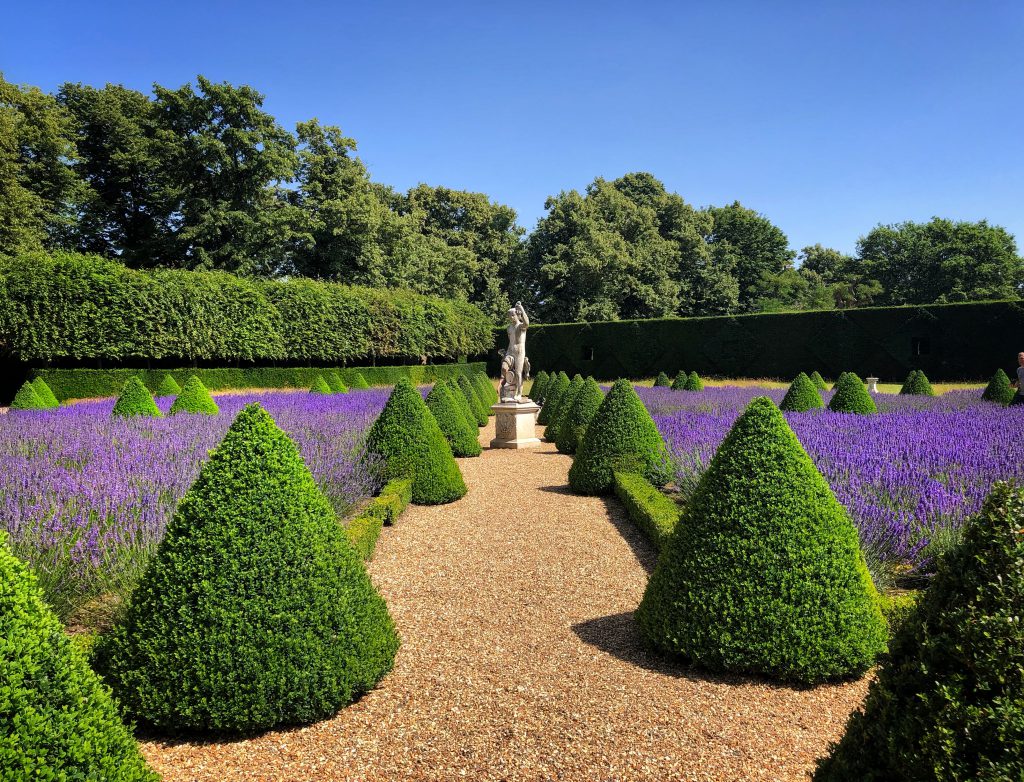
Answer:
[{"xmin": 5, "ymin": 0, "xmax": 1022, "ymax": 255}]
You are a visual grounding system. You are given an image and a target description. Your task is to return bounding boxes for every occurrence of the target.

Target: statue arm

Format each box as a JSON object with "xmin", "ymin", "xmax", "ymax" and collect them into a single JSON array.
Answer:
[{"xmin": 515, "ymin": 301, "xmax": 529, "ymax": 328}]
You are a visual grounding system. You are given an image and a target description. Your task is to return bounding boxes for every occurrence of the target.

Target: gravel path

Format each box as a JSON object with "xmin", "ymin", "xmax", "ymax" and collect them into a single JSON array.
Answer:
[{"xmin": 141, "ymin": 421, "xmax": 869, "ymax": 781}]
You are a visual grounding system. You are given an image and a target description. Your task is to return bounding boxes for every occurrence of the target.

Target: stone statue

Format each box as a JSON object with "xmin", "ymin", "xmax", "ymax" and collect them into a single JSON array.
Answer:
[{"xmin": 498, "ymin": 301, "xmax": 531, "ymax": 403}]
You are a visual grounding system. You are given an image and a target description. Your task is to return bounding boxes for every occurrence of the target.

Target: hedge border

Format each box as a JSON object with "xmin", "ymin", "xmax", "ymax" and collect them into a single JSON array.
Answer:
[
  {"xmin": 345, "ymin": 478, "xmax": 413, "ymax": 560},
  {"xmin": 612, "ymin": 471, "xmax": 682, "ymax": 550}
]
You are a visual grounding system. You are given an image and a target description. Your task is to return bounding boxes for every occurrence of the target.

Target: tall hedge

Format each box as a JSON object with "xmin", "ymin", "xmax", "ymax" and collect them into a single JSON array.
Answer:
[
  {"xmin": 112, "ymin": 377, "xmax": 162, "ymax": 418},
  {"xmin": 545, "ymin": 373, "xmax": 583, "ymax": 443},
  {"xmin": 982, "ymin": 367, "xmax": 1015, "ymax": 405},
  {"xmin": 779, "ymin": 372, "xmax": 824, "ymax": 412},
  {"xmin": 537, "ymin": 371, "xmax": 570, "ymax": 426},
  {"xmin": 637, "ymin": 397, "xmax": 886, "ymax": 684},
  {"xmin": 97, "ymin": 404, "xmax": 399, "ymax": 732},
  {"xmin": 0, "ymin": 533, "xmax": 158, "ymax": 779},
  {"xmin": 457, "ymin": 374, "xmax": 488, "ymax": 426},
  {"xmin": 169, "ymin": 375, "xmax": 219, "ymax": 416},
  {"xmin": 556, "ymin": 377, "xmax": 604, "ymax": 455},
  {"xmin": 814, "ymin": 481, "xmax": 1024, "ymax": 780},
  {"xmin": 828, "ymin": 372, "xmax": 877, "ymax": 414},
  {"xmin": 426, "ymin": 381, "xmax": 481, "ymax": 458}
]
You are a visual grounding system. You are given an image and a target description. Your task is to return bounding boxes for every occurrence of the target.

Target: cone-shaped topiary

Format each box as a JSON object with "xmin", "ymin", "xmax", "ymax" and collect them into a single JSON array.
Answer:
[
  {"xmin": 537, "ymin": 371, "xmax": 570, "ymax": 426},
  {"xmin": 828, "ymin": 372, "xmax": 877, "ymax": 414},
  {"xmin": 0, "ymin": 533, "xmax": 158, "ymax": 779},
  {"xmin": 810, "ymin": 370, "xmax": 828, "ymax": 391},
  {"xmin": 445, "ymin": 378, "xmax": 480, "ymax": 430},
  {"xmin": 637, "ymin": 396, "xmax": 886, "ymax": 683},
  {"xmin": 366, "ymin": 378, "xmax": 467, "ymax": 504},
  {"xmin": 169, "ymin": 375, "xmax": 220, "ymax": 416},
  {"xmin": 325, "ymin": 370, "xmax": 349, "ymax": 394},
  {"xmin": 671, "ymin": 370, "xmax": 688, "ymax": 390},
  {"xmin": 31, "ymin": 377, "xmax": 59, "ymax": 408},
  {"xmin": 457, "ymin": 374, "xmax": 488, "ymax": 426},
  {"xmin": 10, "ymin": 380, "xmax": 47, "ymax": 411},
  {"xmin": 814, "ymin": 481, "xmax": 1024, "ymax": 780},
  {"xmin": 425, "ymin": 381, "xmax": 481, "ymax": 457},
  {"xmin": 556, "ymin": 377, "xmax": 604, "ymax": 455},
  {"xmin": 349, "ymin": 372, "xmax": 370, "ymax": 389},
  {"xmin": 982, "ymin": 368, "xmax": 1015, "ymax": 405},
  {"xmin": 310, "ymin": 374, "xmax": 333, "ymax": 394},
  {"xmin": 654, "ymin": 371, "xmax": 671, "ymax": 387},
  {"xmin": 899, "ymin": 369, "xmax": 935, "ymax": 396},
  {"xmin": 529, "ymin": 370, "xmax": 549, "ymax": 402},
  {"xmin": 545, "ymin": 374, "xmax": 583, "ymax": 443},
  {"xmin": 155, "ymin": 373, "xmax": 182, "ymax": 397},
  {"xmin": 684, "ymin": 371, "xmax": 704, "ymax": 391},
  {"xmin": 97, "ymin": 404, "xmax": 399, "ymax": 732},
  {"xmin": 780, "ymin": 372, "xmax": 824, "ymax": 412},
  {"xmin": 472, "ymin": 372, "xmax": 497, "ymax": 413},
  {"xmin": 112, "ymin": 376, "xmax": 162, "ymax": 418},
  {"xmin": 568, "ymin": 379, "xmax": 671, "ymax": 495}
]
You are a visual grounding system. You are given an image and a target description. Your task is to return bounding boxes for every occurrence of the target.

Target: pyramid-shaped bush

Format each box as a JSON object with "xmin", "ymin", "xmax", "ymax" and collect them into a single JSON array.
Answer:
[
  {"xmin": 814, "ymin": 481, "xmax": 1024, "ymax": 780},
  {"xmin": 637, "ymin": 397, "xmax": 886, "ymax": 683},
  {"xmin": 97, "ymin": 404, "xmax": 399, "ymax": 731},
  {"xmin": 112, "ymin": 376, "xmax": 162, "ymax": 418},
  {"xmin": 556, "ymin": 377, "xmax": 604, "ymax": 455},
  {"xmin": 982, "ymin": 368, "xmax": 1015, "ymax": 405},
  {"xmin": 10, "ymin": 380, "xmax": 47, "ymax": 411},
  {"xmin": 310, "ymin": 374, "xmax": 333, "ymax": 394},
  {"xmin": 366, "ymin": 378, "xmax": 467, "ymax": 504},
  {"xmin": 899, "ymin": 369, "xmax": 935, "ymax": 396},
  {"xmin": 31, "ymin": 377, "xmax": 59, "ymax": 408},
  {"xmin": 828, "ymin": 372, "xmax": 877, "ymax": 414},
  {"xmin": 568, "ymin": 379, "xmax": 671, "ymax": 495},
  {"xmin": 780, "ymin": 372, "xmax": 824, "ymax": 412},
  {"xmin": 545, "ymin": 374, "xmax": 583, "ymax": 443},
  {"xmin": 169, "ymin": 375, "xmax": 219, "ymax": 416},
  {"xmin": 0, "ymin": 533, "xmax": 158, "ymax": 779},
  {"xmin": 426, "ymin": 381, "xmax": 481, "ymax": 457},
  {"xmin": 671, "ymin": 370, "xmax": 688, "ymax": 390},
  {"xmin": 684, "ymin": 371, "xmax": 704, "ymax": 391},
  {"xmin": 530, "ymin": 370, "xmax": 549, "ymax": 402},
  {"xmin": 809, "ymin": 370, "xmax": 828, "ymax": 391},
  {"xmin": 537, "ymin": 371, "xmax": 570, "ymax": 426},
  {"xmin": 445, "ymin": 378, "xmax": 480, "ymax": 430},
  {"xmin": 457, "ymin": 374, "xmax": 488, "ymax": 426},
  {"xmin": 155, "ymin": 373, "xmax": 182, "ymax": 397},
  {"xmin": 348, "ymin": 372, "xmax": 370, "ymax": 389},
  {"xmin": 654, "ymin": 371, "xmax": 671, "ymax": 387},
  {"xmin": 472, "ymin": 372, "xmax": 497, "ymax": 412},
  {"xmin": 325, "ymin": 370, "xmax": 349, "ymax": 394}
]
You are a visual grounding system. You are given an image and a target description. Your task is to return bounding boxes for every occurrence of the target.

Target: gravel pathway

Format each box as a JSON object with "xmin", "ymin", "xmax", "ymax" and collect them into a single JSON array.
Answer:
[{"xmin": 141, "ymin": 421, "xmax": 869, "ymax": 781}]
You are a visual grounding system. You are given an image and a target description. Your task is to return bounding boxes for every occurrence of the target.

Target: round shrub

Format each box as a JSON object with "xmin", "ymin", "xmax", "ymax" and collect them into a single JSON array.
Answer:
[
  {"xmin": 556, "ymin": 377, "xmax": 604, "ymax": 455},
  {"xmin": 31, "ymin": 377, "xmax": 59, "ymax": 408},
  {"xmin": 97, "ymin": 404, "xmax": 399, "ymax": 732},
  {"xmin": 112, "ymin": 376, "xmax": 162, "ymax": 418},
  {"xmin": 426, "ymin": 381, "xmax": 481, "ymax": 457},
  {"xmin": 0, "ymin": 533, "xmax": 158, "ymax": 779},
  {"xmin": 529, "ymin": 370, "xmax": 550, "ymax": 403},
  {"xmin": 637, "ymin": 397, "xmax": 886, "ymax": 683},
  {"xmin": 545, "ymin": 374, "xmax": 583, "ymax": 443},
  {"xmin": 568, "ymin": 379, "xmax": 671, "ymax": 495},
  {"xmin": 654, "ymin": 371, "xmax": 671, "ymax": 387},
  {"xmin": 456, "ymin": 374, "xmax": 488, "ymax": 426},
  {"xmin": 310, "ymin": 374, "xmax": 333, "ymax": 394},
  {"xmin": 779, "ymin": 372, "xmax": 824, "ymax": 412},
  {"xmin": 325, "ymin": 370, "xmax": 349, "ymax": 394},
  {"xmin": 537, "ymin": 371, "xmax": 570, "ymax": 426},
  {"xmin": 828, "ymin": 372, "xmax": 877, "ymax": 414},
  {"xmin": 814, "ymin": 481, "xmax": 1024, "ymax": 780},
  {"xmin": 10, "ymin": 380, "xmax": 46, "ymax": 411},
  {"xmin": 670, "ymin": 370, "xmax": 688, "ymax": 390},
  {"xmin": 809, "ymin": 370, "xmax": 828, "ymax": 390},
  {"xmin": 169, "ymin": 375, "xmax": 220, "ymax": 416},
  {"xmin": 348, "ymin": 372, "xmax": 371, "ymax": 390},
  {"xmin": 444, "ymin": 378, "xmax": 480, "ymax": 431},
  {"xmin": 366, "ymin": 378, "xmax": 467, "ymax": 505},
  {"xmin": 155, "ymin": 373, "xmax": 182, "ymax": 397},
  {"xmin": 982, "ymin": 367, "xmax": 1015, "ymax": 405},
  {"xmin": 899, "ymin": 369, "xmax": 935, "ymax": 396},
  {"xmin": 684, "ymin": 371, "xmax": 704, "ymax": 391}
]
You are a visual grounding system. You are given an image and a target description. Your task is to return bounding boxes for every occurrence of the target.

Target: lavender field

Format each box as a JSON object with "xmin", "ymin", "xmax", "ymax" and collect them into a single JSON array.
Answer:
[{"xmin": 0, "ymin": 390, "xmax": 389, "ymax": 621}]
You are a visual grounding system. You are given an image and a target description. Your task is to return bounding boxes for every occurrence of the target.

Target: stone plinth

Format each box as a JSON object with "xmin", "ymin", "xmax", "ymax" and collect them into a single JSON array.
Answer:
[{"xmin": 490, "ymin": 400, "xmax": 541, "ymax": 449}]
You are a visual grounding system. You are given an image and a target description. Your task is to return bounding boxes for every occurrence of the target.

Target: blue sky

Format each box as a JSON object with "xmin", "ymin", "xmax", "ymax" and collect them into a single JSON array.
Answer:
[{"xmin": 5, "ymin": 0, "xmax": 1022, "ymax": 255}]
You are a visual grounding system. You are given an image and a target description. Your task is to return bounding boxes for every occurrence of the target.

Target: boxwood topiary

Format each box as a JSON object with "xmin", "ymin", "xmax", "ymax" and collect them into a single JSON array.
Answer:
[
  {"xmin": 426, "ymin": 381, "xmax": 481, "ymax": 457},
  {"xmin": 899, "ymin": 369, "xmax": 935, "ymax": 396},
  {"xmin": 155, "ymin": 373, "xmax": 182, "ymax": 397},
  {"xmin": 780, "ymin": 372, "xmax": 824, "ymax": 412},
  {"xmin": 112, "ymin": 376, "xmax": 162, "ymax": 418},
  {"xmin": 568, "ymin": 379, "xmax": 672, "ymax": 495},
  {"xmin": 637, "ymin": 397, "xmax": 887, "ymax": 684},
  {"xmin": 310, "ymin": 374, "xmax": 333, "ymax": 394},
  {"xmin": 828, "ymin": 372, "xmax": 877, "ymax": 414},
  {"xmin": 472, "ymin": 371, "xmax": 497, "ymax": 413},
  {"xmin": 0, "ymin": 533, "xmax": 158, "ymax": 779},
  {"xmin": 670, "ymin": 370, "xmax": 688, "ymax": 390},
  {"xmin": 654, "ymin": 371, "xmax": 671, "ymax": 387},
  {"xmin": 169, "ymin": 375, "xmax": 220, "ymax": 416},
  {"xmin": 537, "ymin": 371, "xmax": 570, "ymax": 426},
  {"xmin": 529, "ymin": 370, "xmax": 549, "ymax": 402},
  {"xmin": 545, "ymin": 374, "xmax": 583, "ymax": 443},
  {"xmin": 982, "ymin": 367, "xmax": 1015, "ymax": 405},
  {"xmin": 445, "ymin": 378, "xmax": 481, "ymax": 430},
  {"xmin": 96, "ymin": 403, "xmax": 399, "ymax": 732},
  {"xmin": 556, "ymin": 377, "xmax": 604, "ymax": 455},
  {"xmin": 457, "ymin": 374, "xmax": 488, "ymax": 426},
  {"xmin": 366, "ymin": 378, "xmax": 467, "ymax": 504},
  {"xmin": 814, "ymin": 481, "xmax": 1024, "ymax": 780},
  {"xmin": 348, "ymin": 372, "xmax": 371, "ymax": 389},
  {"xmin": 10, "ymin": 380, "xmax": 47, "ymax": 411},
  {"xmin": 810, "ymin": 370, "xmax": 828, "ymax": 390},
  {"xmin": 31, "ymin": 377, "xmax": 59, "ymax": 408},
  {"xmin": 325, "ymin": 370, "xmax": 349, "ymax": 394},
  {"xmin": 684, "ymin": 371, "xmax": 703, "ymax": 391}
]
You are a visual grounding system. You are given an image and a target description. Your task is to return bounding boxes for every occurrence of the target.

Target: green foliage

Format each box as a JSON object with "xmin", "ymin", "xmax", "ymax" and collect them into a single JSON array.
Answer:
[
  {"xmin": 779, "ymin": 372, "xmax": 824, "ymax": 412},
  {"xmin": 30, "ymin": 377, "xmax": 59, "ymax": 408},
  {"xmin": 815, "ymin": 481, "xmax": 1024, "ymax": 780},
  {"xmin": 155, "ymin": 373, "xmax": 182, "ymax": 396},
  {"xmin": 670, "ymin": 370, "xmax": 688, "ymax": 390},
  {"xmin": 809, "ymin": 370, "xmax": 828, "ymax": 390},
  {"xmin": 471, "ymin": 371, "xmax": 497, "ymax": 413},
  {"xmin": 310, "ymin": 374, "xmax": 333, "ymax": 394},
  {"xmin": 345, "ymin": 478, "xmax": 413, "ymax": 560},
  {"xmin": 876, "ymin": 590, "xmax": 920, "ymax": 639},
  {"xmin": 348, "ymin": 372, "xmax": 370, "ymax": 390},
  {"xmin": 0, "ymin": 533, "xmax": 158, "ymax": 779},
  {"xmin": 426, "ymin": 381, "xmax": 481, "ymax": 457},
  {"xmin": 898, "ymin": 369, "xmax": 935, "ymax": 396},
  {"xmin": 684, "ymin": 371, "xmax": 703, "ymax": 391},
  {"xmin": 444, "ymin": 378, "xmax": 480, "ymax": 432},
  {"xmin": 537, "ymin": 371, "xmax": 570, "ymax": 426},
  {"xmin": 828, "ymin": 372, "xmax": 877, "ymax": 414},
  {"xmin": 568, "ymin": 379, "xmax": 671, "ymax": 495},
  {"xmin": 169, "ymin": 375, "xmax": 219, "ymax": 415},
  {"xmin": 637, "ymin": 397, "xmax": 887, "ymax": 683},
  {"xmin": 112, "ymin": 376, "xmax": 161, "ymax": 418},
  {"xmin": 529, "ymin": 370, "xmax": 549, "ymax": 402},
  {"xmin": 97, "ymin": 404, "xmax": 399, "ymax": 731},
  {"xmin": 324, "ymin": 370, "xmax": 348, "ymax": 394},
  {"xmin": 456, "ymin": 374, "xmax": 488, "ymax": 426},
  {"xmin": 556, "ymin": 377, "xmax": 604, "ymax": 455},
  {"xmin": 982, "ymin": 367, "xmax": 1015, "ymax": 404},
  {"xmin": 613, "ymin": 472, "xmax": 681, "ymax": 550},
  {"xmin": 365, "ymin": 378, "xmax": 467, "ymax": 505},
  {"xmin": 654, "ymin": 371, "xmax": 671, "ymax": 387},
  {"xmin": 10, "ymin": 381, "xmax": 46, "ymax": 410},
  {"xmin": 545, "ymin": 374, "xmax": 583, "ymax": 443}
]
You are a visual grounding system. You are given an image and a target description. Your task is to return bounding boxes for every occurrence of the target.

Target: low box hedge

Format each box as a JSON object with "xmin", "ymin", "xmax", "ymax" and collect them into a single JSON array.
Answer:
[
  {"xmin": 345, "ymin": 478, "xmax": 414, "ymax": 560},
  {"xmin": 613, "ymin": 471, "xmax": 682, "ymax": 550}
]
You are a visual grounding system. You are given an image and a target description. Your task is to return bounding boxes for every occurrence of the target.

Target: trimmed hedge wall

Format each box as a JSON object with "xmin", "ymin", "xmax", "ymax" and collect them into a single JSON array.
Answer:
[
  {"xmin": 345, "ymin": 478, "xmax": 413, "ymax": 560},
  {"xmin": 613, "ymin": 472, "xmax": 681, "ymax": 550},
  {"xmin": 30, "ymin": 362, "xmax": 486, "ymax": 402},
  {"xmin": 508, "ymin": 300, "xmax": 1024, "ymax": 381}
]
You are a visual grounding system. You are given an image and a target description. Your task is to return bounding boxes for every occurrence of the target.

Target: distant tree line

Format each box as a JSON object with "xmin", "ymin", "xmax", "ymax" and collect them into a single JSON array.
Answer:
[{"xmin": 2, "ymin": 73, "xmax": 1021, "ymax": 322}]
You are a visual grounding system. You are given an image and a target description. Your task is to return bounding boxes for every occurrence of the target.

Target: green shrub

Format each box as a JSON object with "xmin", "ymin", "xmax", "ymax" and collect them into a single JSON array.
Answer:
[
  {"xmin": 325, "ymin": 370, "xmax": 349, "ymax": 394},
  {"xmin": 169, "ymin": 375, "xmax": 220, "ymax": 416},
  {"xmin": 348, "ymin": 372, "xmax": 371, "ymax": 389},
  {"xmin": 613, "ymin": 472, "xmax": 681, "ymax": 550},
  {"xmin": 545, "ymin": 374, "xmax": 583, "ymax": 443},
  {"xmin": 112, "ymin": 377, "xmax": 162, "ymax": 418},
  {"xmin": 472, "ymin": 371, "xmax": 497, "ymax": 413},
  {"xmin": 654, "ymin": 371, "xmax": 671, "ymax": 387},
  {"xmin": 899, "ymin": 369, "xmax": 935, "ymax": 396},
  {"xmin": 456, "ymin": 374, "xmax": 488, "ymax": 426},
  {"xmin": 814, "ymin": 481, "xmax": 1024, "ymax": 780},
  {"xmin": 529, "ymin": 370, "xmax": 549, "ymax": 403},
  {"xmin": 684, "ymin": 371, "xmax": 703, "ymax": 391},
  {"xmin": 445, "ymin": 378, "xmax": 480, "ymax": 431},
  {"xmin": 345, "ymin": 478, "xmax": 413, "ymax": 560},
  {"xmin": 310, "ymin": 374, "xmax": 333, "ymax": 394},
  {"xmin": 779, "ymin": 372, "xmax": 824, "ymax": 412},
  {"xmin": 556, "ymin": 377, "xmax": 604, "ymax": 455},
  {"xmin": 637, "ymin": 397, "xmax": 886, "ymax": 683},
  {"xmin": 155, "ymin": 373, "xmax": 182, "ymax": 396},
  {"xmin": 828, "ymin": 372, "xmax": 877, "ymax": 414},
  {"xmin": 31, "ymin": 377, "xmax": 59, "ymax": 408},
  {"xmin": 365, "ymin": 378, "xmax": 467, "ymax": 505},
  {"xmin": 97, "ymin": 404, "xmax": 399, "ymax": 732},
  {"xmin": 809, "ymin": 370, "xmax": 828, "ymax": 390},
  {"xmin": 9, "ymin": 380, "xmax": 46, "ymax": 411},
  {"xmin": 568, "ymin": 379, "xmax": 671, "ymax": 495},
  {"xmin": 670, "ymin": 370, "xmax": 688, "ymax": 390},
  {"xmin": 982, "ymin": 368, "xmax": 1015, "ymax": 405},
  {"xmin": 877, "ymin": 590, "xmax": 920, "ymax": 638},
  {"xmin": 537, "ymin": 371, "xmax": 570, "ymax": 426},
  {"xmin": 426, "ymin": 381, "xmax": 481, "ymax": 457}
]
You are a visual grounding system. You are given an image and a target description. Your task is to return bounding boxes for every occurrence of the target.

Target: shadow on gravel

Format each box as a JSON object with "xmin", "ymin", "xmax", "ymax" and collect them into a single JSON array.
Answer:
[
  {"xmin": 599, "ymin": 495, "xmax": 659, "ymax": 573},
  {"xmin": 536, "ymin": 484, "xmax": 574, "ymax": 495}
]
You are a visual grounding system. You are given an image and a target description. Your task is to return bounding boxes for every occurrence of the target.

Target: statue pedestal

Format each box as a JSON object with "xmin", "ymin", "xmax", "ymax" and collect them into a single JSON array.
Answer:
[{"xmin": 489, "ymin": 400, "xmax": 542, "ymax": 449}]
